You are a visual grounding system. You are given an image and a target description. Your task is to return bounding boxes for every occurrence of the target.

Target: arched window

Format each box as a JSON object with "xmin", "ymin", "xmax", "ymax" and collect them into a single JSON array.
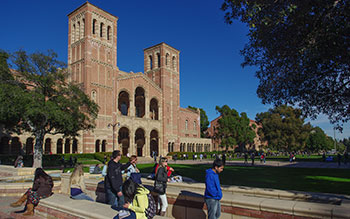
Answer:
[
  {"xmin": 100, "ymin": 22, "xmax": 104, "ymax": 37},
  {"xmin": 150, "ymin": 98, "xmax": 159, "ymax": 120},
  {"xmin": 149, "ymin": 55, "xmax": 153, "ymax": 70},
  {"xmin": 92, "ymin": 19, "xmax": 96, "ymax": 34},
  {"xmin": 91, "ymin": 90, "xmax": 97, "ymax": 102},
  {"xmin": 118, "ymin": 91, "xmax": 130, "ymax": 116},
  {"xmin": 72, "ymin": 24, "xmax": 76, "ymax": 42},
  {"xmin": 185, "ymin": 120, "xmax": 188, "ymax": 130},
  {"xmin": 157, "ymin": 53, "xmax": 161, "ymax": 68},
  {"xmin": 135, "ymin": 87, "xmax": 145, "ymax": 118},
  {"xmin": 193, "ymin": 121, "xmax": 197, "ymax": 130},
  {"xmin": 82, "ymin": 18, "xmax": 85, "ymax": 36},
  {"xmin": 77, "ymin": 21, "xmax": 80, "ymax": 40},
  {"xmin": 107, "ymin": 26, "xmax": 111, "ymax": 40},
  {"xmin": 172, "ymin": 56, "xmax": 176, "ymax": 70},
  {"xmin": 165, "ymin": 53, "xmax": 169, "ymax": 66}
]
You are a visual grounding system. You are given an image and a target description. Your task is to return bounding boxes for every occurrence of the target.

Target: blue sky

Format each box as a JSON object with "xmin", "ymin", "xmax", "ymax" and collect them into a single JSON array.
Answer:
[{"xmin": 0, "ymin": 0, "xmax": 349, "ymax": 139}]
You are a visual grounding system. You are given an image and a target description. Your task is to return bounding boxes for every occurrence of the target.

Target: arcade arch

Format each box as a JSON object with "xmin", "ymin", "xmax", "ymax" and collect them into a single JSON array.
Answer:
[
  {"xmin": 135, "ymin": 128, "xmax": 145, "ymax": 157},
  {"xmin": 118, "ymin": 127, "xmax": 130, "ymax": 156},
  {"xmin": 135, "ymin": 87, "xmax": 145, "ymax": 118},
  {"xmin": 150, "ymin": 130, "xmax": 159, "ymax": 156},
  {"xmin": 118, "ymin": 91, "xmax": 129, "ymax": 116},
  {"xmin": 150, "ymin": 98, "xmax": 159, "ymax": 120}
]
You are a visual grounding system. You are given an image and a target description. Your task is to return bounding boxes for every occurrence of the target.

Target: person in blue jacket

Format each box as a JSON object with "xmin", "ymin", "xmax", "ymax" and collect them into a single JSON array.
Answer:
[{"xmin": 204, "ymin": 159, "xmax": 224, "ymax": 219}]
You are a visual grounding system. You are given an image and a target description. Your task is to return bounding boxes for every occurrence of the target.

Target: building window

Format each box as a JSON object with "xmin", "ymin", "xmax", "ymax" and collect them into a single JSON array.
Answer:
[
  {"xmin": 185, "ymin": 120, "xmax": 188, "ymax": 130},
  {"xmin": 91, "ymin": 90, "xmax": 97, "ymax": 102},
  {"xmin": 172, "ymin": 56, "xmax": 176, "ymax": 70},
  {"xmin": 72, "ymin": 24, "xmax": 76, "ymax": 42},
  {"xmin": 166, "ymin": 53, "xmax": 169, "ymax": 66},
  {"xmin": 193, "ymin": 121, "xmax": 197, "ymax": 130},
  {"xmin": 107, "ymin": 26, "xmax": 111, "ymax": 40},
  {"xmin": 100, "ymin": 22, "xmax": 104, "ymax": 37},
  {"xmin": 157, "ymin": 53, "xmax": 160, "ymax": 68},
  {"xmin": 149, "ymin": 55, "xmax": 153, "ymax": 70},
  {"xmin": 92, "ymin": 19, "xmax": 96, "ymax": 34}
]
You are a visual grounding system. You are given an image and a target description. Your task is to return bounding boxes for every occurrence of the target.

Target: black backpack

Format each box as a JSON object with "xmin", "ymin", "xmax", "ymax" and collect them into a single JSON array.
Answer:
[{"xmin": 145, "ymin": 193, "xmax": 157, "ymax": 219}]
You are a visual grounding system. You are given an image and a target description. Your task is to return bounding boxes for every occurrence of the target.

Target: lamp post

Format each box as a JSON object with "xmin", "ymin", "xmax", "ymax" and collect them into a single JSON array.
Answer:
[{"xmin": 108, "ymin": 122, "xmax": 120, "ymax": 151}]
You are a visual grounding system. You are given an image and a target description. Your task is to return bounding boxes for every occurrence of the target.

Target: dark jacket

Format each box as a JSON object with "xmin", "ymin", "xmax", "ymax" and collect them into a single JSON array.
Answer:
[
  {"xmin": 154, "ymin": 166, "xmax": 168, "ymax": 195},
  {"xmin": 204, "ymin": 169, "xmax": 222, "ymax": 200},
  {"xmin": 32, "ymin": 175, "xmax": 54, "ymax": 198},
  {"xmin": 105, "ymin": 160, "xmax": 131, "ymax": 194}
]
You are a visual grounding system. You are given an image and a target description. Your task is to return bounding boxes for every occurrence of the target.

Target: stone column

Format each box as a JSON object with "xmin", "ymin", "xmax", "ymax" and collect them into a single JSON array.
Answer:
[{"xmin": 145, "ymin": 135, "xmax": 150, "ymax": 157}]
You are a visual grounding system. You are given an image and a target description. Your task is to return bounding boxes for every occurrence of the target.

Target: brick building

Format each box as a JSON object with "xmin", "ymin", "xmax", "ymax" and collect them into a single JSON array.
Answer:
[
  {"xmin": 0, "ymin": 2, "xmax": 211, "ymax": 157},
  {"xmin": 206, "ymin": 116, "xmax": 265, "ymax": 152}
]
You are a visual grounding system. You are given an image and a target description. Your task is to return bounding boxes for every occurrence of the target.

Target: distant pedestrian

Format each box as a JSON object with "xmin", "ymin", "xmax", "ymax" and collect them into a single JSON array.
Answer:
[
  {"xmin": 222, "ymin": 153, "xmax": 226, "ymax": 166},
  {"xmin": 200, "ymin": 154, "xmax": 203, "ymax": 161},
  {"xmin": 251, "ymin": 153, "xmax": 255, "ymax": 166},
  {"xmin": 244, "ymin": 153, "xmax": 248, "ymax": 164},
  {"xmin": 204, "ymin": 159, "xmax": 224, "ymax": 219},
  {"xmin": 344, "ymin": 152, "xmax": 348, "ymax": 165},
  {"xmin": 104, "ymin": 155, "xmax": 108, "ymax": 164},
  {"xmin": 14, "ymin": 155, "xmax": 24, "ymax": 168},
  {"xmin": 337, "ymin": 153, "xmax": 342, "ymax": 166},
  {"xmin": 69, "ymin": 156, "xmax": 73, "ymax": 168},
  {"xmin": 322, "ymin": 152, "xmax": 326, "ymax": 162}
]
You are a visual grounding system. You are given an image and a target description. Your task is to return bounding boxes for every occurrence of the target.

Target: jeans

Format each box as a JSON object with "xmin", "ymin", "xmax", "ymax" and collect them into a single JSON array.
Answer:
[
  {"xmin": 106, "ymin": 187, "xmax": 124, "ymax": 208},
  {"xmin": 205, "ymin": 198, "xmax": 221, "ymax": 219},
  {"xmin": 71, "ymin": 192, "xmax": 94, "ymax": 201},
  {"xmin": 158, "ymin": 194, "xmax": 168, "ymax": 212}
]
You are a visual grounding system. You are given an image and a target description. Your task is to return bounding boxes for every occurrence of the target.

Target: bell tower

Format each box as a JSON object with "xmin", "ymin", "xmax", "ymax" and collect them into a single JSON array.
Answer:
[
  {"xmin": 67, "ymin": 2, "xmax": 118, "ymax": 152},
  {"xmin": 144, "ymin": 43, "xmax": 180, "ymax": 153}
]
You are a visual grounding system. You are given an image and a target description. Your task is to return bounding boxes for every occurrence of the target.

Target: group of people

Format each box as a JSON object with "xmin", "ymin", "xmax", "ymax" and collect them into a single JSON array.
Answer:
[
  {"xmin": 9, "ymin": 151, "xmax": 226, "ymax": 219},
  {"xmin": 105, "ymin": 150, "xmax": 173, "ymax": 218}
]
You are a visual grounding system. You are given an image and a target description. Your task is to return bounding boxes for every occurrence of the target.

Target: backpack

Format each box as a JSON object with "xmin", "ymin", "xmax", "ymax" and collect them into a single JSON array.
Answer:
[{"xmin": 145, "ymin": 193, "xmax": 157, "ymax": 219}]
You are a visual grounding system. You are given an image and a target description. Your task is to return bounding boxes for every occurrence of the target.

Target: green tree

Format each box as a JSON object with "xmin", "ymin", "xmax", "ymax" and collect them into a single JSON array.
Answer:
[
  {"xmin": 0, "ymin": 50, "xmax": 99, "ymax": 168},
  {"xmin": 188, "ymin": 106, "xmax": 210, "ymax": 138},
  {"xmin": 221, "ymin": 1, "xmax": 350, "ymax": 129},
  {"xmin": 256, "ymin": 105, "xmax": 312, "ymax": 152},
  {"xmin": 215, "ymin": 105, "xmax": 256, "ymax": 151},
  {"xmin": 306, "ymin": 127, "xmax": 333, "ymax": 152},
  {"xmin": 339, "ymin": 137, "xmax": 350, "ymax": 152}
]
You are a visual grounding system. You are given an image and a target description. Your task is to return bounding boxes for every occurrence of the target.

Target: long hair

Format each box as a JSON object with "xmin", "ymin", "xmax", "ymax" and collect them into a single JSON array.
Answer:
[
  {"xmin": 122, "ymin": 179, "xmax": 139, "ymax": 204},
  {"xmin": 70, "ymin": 164, "xmax": 84, "ymax": 186},
  {"xmin": 34, "ymin": 168, "xmax": 50, "ymax": 181}
]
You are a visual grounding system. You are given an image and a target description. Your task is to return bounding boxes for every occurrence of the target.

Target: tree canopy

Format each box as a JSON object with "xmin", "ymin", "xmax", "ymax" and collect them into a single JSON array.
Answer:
[
  {"xmin": 256, "ymin": 105, "xmax": 312, "ymax": 152},
  {"xmin": 0, "ymin": 50, "xmax": 99, "ymax": 167},
  {"xmin": 305, "ymin": 127, "xmax": 333, "ymax": 152},
  {"xmin": 188, "ymin": 106, "xmax": 209, "ymax": 138},
  {"xmin": 221, "ymin": 0, "xmax": 350, "ymax": 129},
  {"xmin": 215, "ymin": 105, "xmax": 256, "ymax": 151}
]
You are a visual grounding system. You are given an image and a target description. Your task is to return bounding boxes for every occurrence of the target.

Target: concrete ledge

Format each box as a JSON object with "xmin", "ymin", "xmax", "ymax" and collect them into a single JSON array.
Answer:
[{"xmin": 38, "ymin": 194, "xmax": 170, "ymax": 219}]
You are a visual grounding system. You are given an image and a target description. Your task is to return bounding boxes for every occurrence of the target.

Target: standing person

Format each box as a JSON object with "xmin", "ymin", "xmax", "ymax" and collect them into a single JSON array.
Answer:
[
  {"xmin": 105, "ymin": 150, "xmax": 133, "ymax": 208},
  {"xmin": 126, "ymin": 155, "xmax": 140, "ymax": 179},
  {"xmin": 337, "ymin": 153, "xmax": 342, "ymax": 166},
  {"xmin": 244, "ymin": 153, "xmax": 248, "ymax": 164},
  {"xmin": 204, "ymin": 159, "xmax": 224, "ymax": 219},
  {"xmin": 10, "ymin": 168, "xmax": 53, "ymax": 216},
  {"xmin": 222, "ymin": 153, "xmax": 226, "ymax": 166},
  {"xmin": 104, "ymin": 155, "xmax": 108, "ymax": 164},
  {"xmin": 344, "ymin": 151, "xmax": 348, "ymax": 165},
  {"xmin": 70, "ymin": 164, "xmax": 94, "ymax": 201},
  {"xmin": 154, "ymin": 158, "xmax": 170, "ymax": 216},
  {"xmin": 251, "ymin": 153, "xmax": 255, "ymax": 166}
]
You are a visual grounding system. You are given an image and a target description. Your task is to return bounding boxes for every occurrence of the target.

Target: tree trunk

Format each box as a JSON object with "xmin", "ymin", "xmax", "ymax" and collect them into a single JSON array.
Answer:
[{"xmin": 33, "ymin": 129, "xmax": 45, "ymax": 168}]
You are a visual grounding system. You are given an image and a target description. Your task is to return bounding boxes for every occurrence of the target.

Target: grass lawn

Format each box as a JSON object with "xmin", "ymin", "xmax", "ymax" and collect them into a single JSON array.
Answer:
[{"xmin": 137, "ymin": 163, "xmax": 350, "ymax": 195}]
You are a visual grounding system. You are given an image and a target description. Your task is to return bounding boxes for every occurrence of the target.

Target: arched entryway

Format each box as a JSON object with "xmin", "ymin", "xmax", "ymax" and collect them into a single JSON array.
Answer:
[
  {"xmin": 0, "ymin": 137, "xmax": 10, "ymax": 154},
  {"xmin": 11, "ymin": 137, "xmax": 21, "ymax": 155},
  {"xmin": 118, "ymin": 127, "xmax": 130, "ymax": 156},
  {"xmin": 102, "ymin": 140, "xmax": 106, "ymax": 152},
  {"xmin": 72, "ymin": 139, "xmax": 78, "ymax": 153},
  {"xmin": 150, "ymin": 98, "xmax": 159, "ymax": 120},
  {"xmin": 135, "ymin": 87, "xmax": 145, "ymax": 118},
  {"xmin": 44, "ymin": 138, "xmax": 51, "ymax": 154},
  {"xmin": 150, "ymin": 130, "xmax": 158, "ymax": 156},
  {"xmin": 57, "ymin": 139, "xmax": 63, "ymax": 154},
  {"xmin": 95, "ymin": 140, "xmax": 100, "ymax": 152},
  {"xmin": 64, "ymin": 139, "xmax": 71, "ymax": 154},
  {"xmin": 26, "ymin": 138, "xmax": 34, "ymax": 155},
  {"xmin": 118, "ymin": 91, "xmax": 130, "ymax": 116},
  {"xmin": 135, "ymin": 128, "xmax": 145, "ymax": 157}
]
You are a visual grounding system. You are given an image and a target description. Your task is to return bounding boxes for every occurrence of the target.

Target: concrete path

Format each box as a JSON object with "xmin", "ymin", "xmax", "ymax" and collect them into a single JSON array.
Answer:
[
  {"xmin": 166, "ymin": 159, "xmax": 350, "ymax": 169},
  {"xmin": 0, "ymin": 196, "xmax": 42, "ymax": 219}
]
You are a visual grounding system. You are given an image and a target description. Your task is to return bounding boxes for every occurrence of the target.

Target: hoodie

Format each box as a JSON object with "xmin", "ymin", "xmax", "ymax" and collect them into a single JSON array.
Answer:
[
  {"xmin": 104, "ymin": 160, "xmax": 131, "ymax": 194},
  {"xmin": 128, "ymin": 185, "xmax": 150, "ymax": 219},
  {"xmin": 204, "ymin": 168, "xmax": 222, "ymax": 200}
]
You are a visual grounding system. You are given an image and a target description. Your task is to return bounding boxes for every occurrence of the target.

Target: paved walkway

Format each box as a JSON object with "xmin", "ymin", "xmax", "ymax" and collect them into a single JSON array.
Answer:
[
  {"xmin": 0, "ymin": 196, "xmax": 41, "ymax": 219},
  {"xmin": 165, "ymin": 159, "xmax": 350, "ymax": 169}
]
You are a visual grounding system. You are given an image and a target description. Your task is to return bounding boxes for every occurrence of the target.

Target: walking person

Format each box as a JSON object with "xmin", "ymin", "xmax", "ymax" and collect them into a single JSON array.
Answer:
[
  {"xmin": 70, "ymin": 164, "xmax": 94, "ymax": 201},
  {"xmin": 244, "ymin": 153, "xmax": 248, "ymax": 164},
  {"xmin": 105, "ymin": 150, "xmax": 133, "ymax": 208},
  {"xmin": 343, "ymin": 151, "xmax": 348, "ymax": 165},
  {"xmin": 10, "ymin": 168, "xmax": 53, "ymax": 216},
  {"xmin": 125, "ymin": 155, "xmax": 140, "ymax": 179},
  {"xmin": 153, "ymin": 157, "xmax": 170, "ymax": 216},
  {"xmin": 251, "ymin": 153, "xmax": 255, "ymax": 166},
  {"xmin": 204, "ymin": 159, "xmax": 224, "ymax": 219},
  {"xmin": 337, "ymin": 153, "xmax": 342, "ymax": 166}
]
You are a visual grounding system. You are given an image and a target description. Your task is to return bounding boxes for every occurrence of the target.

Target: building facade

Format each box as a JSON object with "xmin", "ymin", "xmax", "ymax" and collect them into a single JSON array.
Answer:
[{"xmin": 0, "ymin": 2, "xmax": 211, "ymax": 157}]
